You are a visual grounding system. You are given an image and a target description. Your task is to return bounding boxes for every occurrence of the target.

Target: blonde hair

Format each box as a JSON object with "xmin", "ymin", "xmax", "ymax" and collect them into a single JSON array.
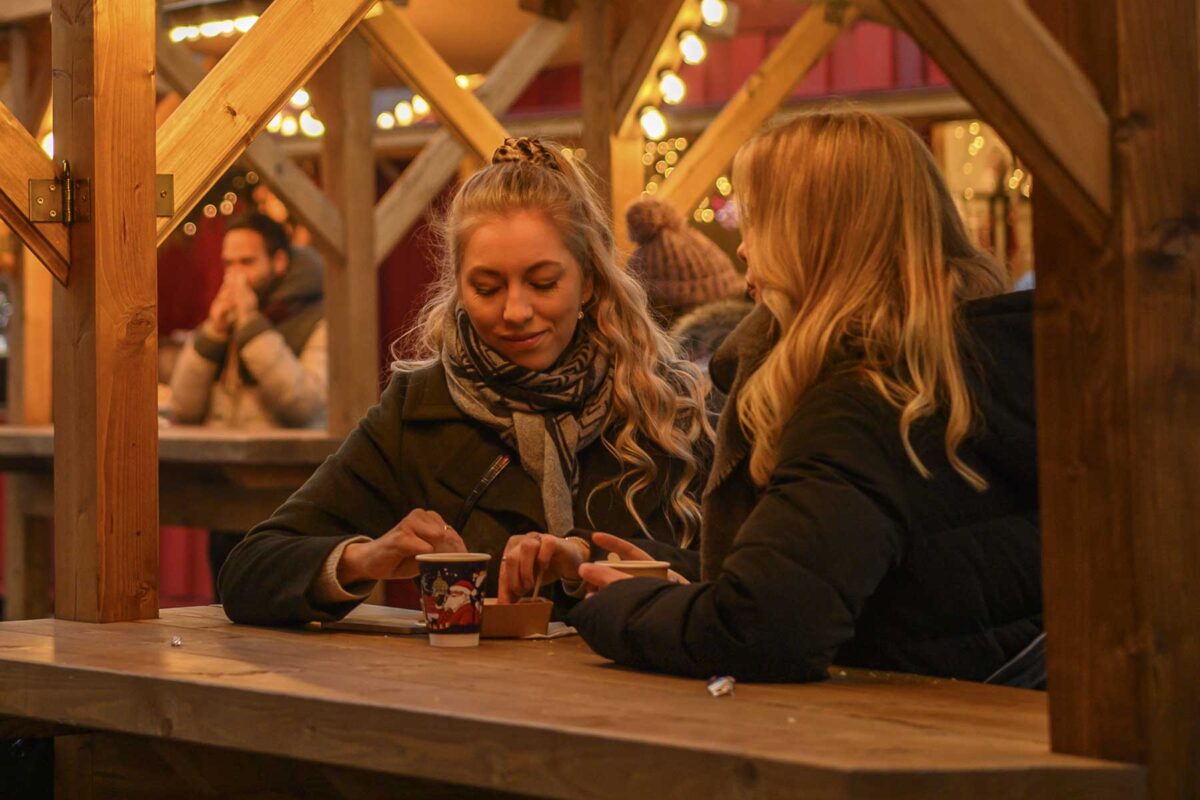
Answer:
[
  {"xmin": 393, "ymin": 139, "xmax": 711, "ymax": 544},
  {"xmin": 732, "ymin": 110, "xmax": 1007, "ymax": 488}
]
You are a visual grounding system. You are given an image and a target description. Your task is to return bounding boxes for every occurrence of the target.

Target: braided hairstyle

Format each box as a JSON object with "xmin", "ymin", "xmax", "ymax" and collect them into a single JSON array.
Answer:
[{"xmin": 393, "ymin": 136, "xmax": 712, "ymax": 545}]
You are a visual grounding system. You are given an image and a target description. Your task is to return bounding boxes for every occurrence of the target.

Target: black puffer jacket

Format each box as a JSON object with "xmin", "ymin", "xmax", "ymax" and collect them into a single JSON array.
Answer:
[{"xmin": 570, "ymin": 292, "xmax": 1040, "ymax": 682}]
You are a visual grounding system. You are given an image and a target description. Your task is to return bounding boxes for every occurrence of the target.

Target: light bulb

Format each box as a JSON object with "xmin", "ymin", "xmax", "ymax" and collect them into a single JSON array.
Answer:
[
  {"xmin": 298, "ymin": 108, "xmax": 324, "ymax": 137},
  {"xmin": 455, "ymin": 74, "xmax": 470, "ymax": 89},
  {"xmin": 411, "ymin": 95, "xmax": 430, "ymax": 116},
  {"xmin": 639, "ymin": 106, "xmax": 668, "ymax": 141},
  {"xmin": 280, "ymin": 115, "xmax": 299, "ymax": 137},
  {"xmin": 376, "ymin": 112, "xmax": 396, "ymax": 130},
  {"xmin": 266, "ymin": 112, "xmax": 282, "ymax": 133},
  {"xmin": 394, "ymin": 101, "xmax": 415, "ymax": 126},
  {"xmin": 700, "ymin": 0, "xmax": 728, "ymax": 27},
  {"xmin": 679, "ymin": 31, "xmax": 707, "ymax": 65},
  {"xmin": 658, "ymin": 70, "xmax": 686, "ymax": 105},
  {"xmin": 290, "ymin": 88, "xmax": 310, "ymax": 109},
  {"xmin": 233, "ymin": 15, "xmax": 257, "ymax": 33},
  {"xmin": 40, "ymin": 132, "xmax": 53, "ymax": 157}
]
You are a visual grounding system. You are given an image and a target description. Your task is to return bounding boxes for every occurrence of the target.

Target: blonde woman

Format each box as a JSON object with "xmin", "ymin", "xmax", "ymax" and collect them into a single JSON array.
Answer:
[
  {"xmin": 572, "ymin": 110, "xmax": 1042, "ymax": 685},
  {"xmin": 220, "ymin": 138, "xmax": 710, "ymax": 625}
]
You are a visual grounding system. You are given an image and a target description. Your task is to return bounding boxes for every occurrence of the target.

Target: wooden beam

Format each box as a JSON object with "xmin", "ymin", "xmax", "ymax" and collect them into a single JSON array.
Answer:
[
  {"xmin": 5, "ymin": 19, "xmax": 55, "ymax": 427},
  {"xmin": 878, "ymin": 0, "xmax": 1111, "ymax": 243},
  {"xmin": 51, "ymin": 0, "xmax": 158, "ymax": 622},
  {"xmin": 361, "ymin": 4, "xmax": 511, "ymax": 162},
  {"xmin": 0, "ymin": 103, "xmax": 69, "ymax": 285},
  {"xmin": 0, "ymin": 0, "xmax": 50, "ymax": 24},
  {"xmin": 153, "ymin": 33, "xmax": 346, "ymax": 259},
  {"xmin": 580, "ymin": 0, "xmax": 619, "ymax": 209},
  {"xmin": 311, "ymin": 33, "xmax": 380, "ymax": 436},
  {"xmin": 371, "ymin": 15, "xmax": 573, "ymax": 267},
  {"xmin": 8, "ymin": 19, "xmax": 53, "ymax": 133},
  {"xmin": 1030, "ymin": 0, "xmax": 1200, "ymax": 795},
  {"xmin": 155, "ymin": 0, "xmax": 377, "ymax": 245},
  {"xmin": 658, "ymin": 3, "xmax": 855, "ymax": 216},
  {"xmin": 611, "ymin": 0, "xmax": 691, "ymax": 138}
]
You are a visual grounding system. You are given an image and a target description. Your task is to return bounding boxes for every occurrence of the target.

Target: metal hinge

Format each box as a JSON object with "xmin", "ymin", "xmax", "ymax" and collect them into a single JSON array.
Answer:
[{"xmin": 28, "ymin": 162, "xmax": 175, "ymax": 223}]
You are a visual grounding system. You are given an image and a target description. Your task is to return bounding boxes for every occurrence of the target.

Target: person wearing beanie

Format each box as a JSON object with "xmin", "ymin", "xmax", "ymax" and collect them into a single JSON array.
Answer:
[{"xmin": 625, "ymin": 197, "xmax": 745, "ymax": 325}]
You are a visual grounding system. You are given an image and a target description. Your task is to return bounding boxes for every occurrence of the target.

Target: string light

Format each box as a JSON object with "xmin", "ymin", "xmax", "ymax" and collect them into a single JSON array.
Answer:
[
  {"xmin": 280, "ymin": 115, "xmax": 299, "ymax": 137},
  {"xmin": 168, "ymin": 26, "xmax": 199, "ymax": 42},
  {"xmin": 298, "ymin": 108, "xmax": 324, "ymax": 137},
  {"xmin": 290, "ymin": 88, "xmax": 310, "ymax": 109},
  {"xmin": 40, "ymin": 132, "xmax": 53, "ymax": 157},
  {"xmin": 455, "ymin": 74, "xmax": 470, "ymax": 89},
  {"xmin": 678, "ymin": 31, "xmax": 707, "ymax": 65},
  {"xmin": 394, "ymin": 101, "xmax": 415, "ymax": 126},
  {"xmin": 168, "ymin": 15, "xmax": 257, "ymax": 43},
  {"xmin": 657, "ymin": 69, "xmax": 686, "ymax": 105},
  {"xmin": 700, "ymin": 0, "xmax": 728, "ymax": 27},
  {"xmin": 376, "ymin": 111, "xmax": 396, "ymax": 130},
  {"xmin": 411, "ymin": 95, "xmax": 430, "ymax": 117},
  {"xmin": 639, "ymin": 106, "xmax": 668, "ymax": 141},
  {"xmin": 267, "ymin": 113, "xmax": 282, "ymax": 134}
]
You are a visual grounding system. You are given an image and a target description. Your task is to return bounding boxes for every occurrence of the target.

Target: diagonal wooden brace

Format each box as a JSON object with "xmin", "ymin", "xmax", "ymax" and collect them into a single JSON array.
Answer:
[
  {"xmin": 0, "ymin": 100, "xmax": 69, "ymax": 284},
  {"xmin": 154, "ymin": 31, "xmax": 346, "ymax": 259},
  {"xmin": 155, "ymin": 0, "xmax": 378, "ymax": 245},
  {"xmin": 361, "ymin": 3, "xmax": 511, "ymax": 162},
  {"xmin": 878, "ymin": 0, "xmax": 1111, "ymax": 243}
]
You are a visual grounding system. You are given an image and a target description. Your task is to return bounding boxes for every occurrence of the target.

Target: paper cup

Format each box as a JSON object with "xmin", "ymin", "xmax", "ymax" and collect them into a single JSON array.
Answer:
[
  {"xmin": 416, "ymin": 553, "xmax": 491, "ymax": 647},
  {"xmin": 607, "ymin": 559, "xmax": 671, "ymax": 580}
]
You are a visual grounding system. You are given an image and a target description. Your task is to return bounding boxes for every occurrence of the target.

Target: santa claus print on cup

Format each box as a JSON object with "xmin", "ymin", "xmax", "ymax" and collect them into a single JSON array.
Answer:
[{"xmin": 416, "ymin": 553, "xmax": 491, "ymax": 647}]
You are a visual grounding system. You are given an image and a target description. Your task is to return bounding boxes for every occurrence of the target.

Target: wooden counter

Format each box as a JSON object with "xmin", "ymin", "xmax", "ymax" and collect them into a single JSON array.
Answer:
[
  {"xmin": 0, "ymin": 425, "xmax": 340, "ymax": 619},
  {"xmin": 0, "ymin": 606, "xmax": 1142, "ymax": 799}
]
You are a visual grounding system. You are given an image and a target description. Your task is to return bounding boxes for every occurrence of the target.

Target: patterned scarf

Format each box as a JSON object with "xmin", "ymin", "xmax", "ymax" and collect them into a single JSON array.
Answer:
[{"xmin": 441, "ymin": 308, "xmax": 613, "ymax": 535}]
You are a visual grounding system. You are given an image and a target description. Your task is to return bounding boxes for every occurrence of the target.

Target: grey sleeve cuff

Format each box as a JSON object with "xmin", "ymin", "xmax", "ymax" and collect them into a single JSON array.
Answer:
[
  {"xmin": 192, "ymin": 327, "xmax": 229, "ymax": 364},
  {"xmin": 234, "ymin": 312, "xmax": 273, "ymax": 350},
  {"xmin": 310, "ymin": 536, "xmax": 377, "ymax": 605}
]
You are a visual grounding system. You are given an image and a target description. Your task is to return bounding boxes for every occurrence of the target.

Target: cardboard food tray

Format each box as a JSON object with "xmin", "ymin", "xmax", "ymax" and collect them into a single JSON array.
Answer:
[{"xmin": 480, "ymin": 598, "xmax": 553, "ymax": 638}]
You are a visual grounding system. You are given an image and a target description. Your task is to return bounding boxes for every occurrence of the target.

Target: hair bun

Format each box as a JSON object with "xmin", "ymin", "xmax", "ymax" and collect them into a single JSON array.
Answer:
[
  {"xmin": 492, "ymin": 137, "xmax": 560, "ymax": 172},
  {"xmin": 625, "ymin": 198, "xmax": 684, "ymax": 245}
]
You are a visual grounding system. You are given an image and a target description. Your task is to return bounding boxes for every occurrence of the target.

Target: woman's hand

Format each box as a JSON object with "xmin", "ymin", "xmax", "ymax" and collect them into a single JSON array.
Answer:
[
  {"xmin": 498, "ymin": 533, "xmax": 589, "ymax": 603},
  {"xmin": 589, "ymin": 532, "xmax": 691, "ymax": 585},
  {"xmin": 337, "ymin": 509, "xmax": 465, "ymax": 584}
]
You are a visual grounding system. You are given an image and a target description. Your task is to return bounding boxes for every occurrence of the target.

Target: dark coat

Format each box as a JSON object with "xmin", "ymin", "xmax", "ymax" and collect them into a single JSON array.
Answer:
[
  {"xmin": 219, "ymin": 362, "xmax": 696, "ymax": 626},
  {"xmin": 570, "ymin": 291, "xmax": 1040, "ymax": 683}
]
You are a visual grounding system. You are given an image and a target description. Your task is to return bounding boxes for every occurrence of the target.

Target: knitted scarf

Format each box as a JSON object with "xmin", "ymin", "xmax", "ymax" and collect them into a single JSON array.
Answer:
[{"xmin": 441, "ymin": 308, "xmax": 613, "ymax": 535}]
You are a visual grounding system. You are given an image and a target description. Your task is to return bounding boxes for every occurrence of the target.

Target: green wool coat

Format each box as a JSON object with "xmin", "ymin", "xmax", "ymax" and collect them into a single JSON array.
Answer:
[{"xmin": 219, "ymin": 361, "xmax": 695, "ymax": 625}]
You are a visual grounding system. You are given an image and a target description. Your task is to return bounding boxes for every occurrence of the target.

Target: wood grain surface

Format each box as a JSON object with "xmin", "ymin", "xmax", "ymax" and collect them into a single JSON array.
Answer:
[
  {"xmin": 0, "ymin": 606, "xmax": 1143, "ymax": 799},
  {"xmin": 0, "ymin": 425, "xmax": 338, "ymax": 465}
]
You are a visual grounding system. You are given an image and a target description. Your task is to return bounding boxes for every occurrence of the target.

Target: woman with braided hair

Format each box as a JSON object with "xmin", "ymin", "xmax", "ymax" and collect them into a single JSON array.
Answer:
[{"xmin": 219, "ymin": 137, "xmax": 711, "ymax": 625}]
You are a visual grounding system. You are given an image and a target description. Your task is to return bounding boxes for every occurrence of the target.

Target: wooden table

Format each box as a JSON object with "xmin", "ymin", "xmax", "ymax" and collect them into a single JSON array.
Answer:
[
  {"xmin": 0, "ymin": 606, "xmax": 1142, "ymax": 799},
  {"xmin": 0, "ymin": 425, "xmax": 340, "ymax": 619}
]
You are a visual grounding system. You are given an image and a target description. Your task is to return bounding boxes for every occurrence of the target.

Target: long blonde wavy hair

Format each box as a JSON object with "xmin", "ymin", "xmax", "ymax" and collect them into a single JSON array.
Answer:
[
  {"xmin": 393, "ymin": 139, "xmax": 711, "ymax": 544},
  {"xmin": 733, "ymin": 110, "xmax": 1007, "ymax": 489}
]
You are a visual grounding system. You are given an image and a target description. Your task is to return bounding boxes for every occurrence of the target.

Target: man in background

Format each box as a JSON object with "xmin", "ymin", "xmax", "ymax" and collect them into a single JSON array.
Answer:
[{"xmin": 169, "ymin": 213, "xmax": 328, "ymax": 596}]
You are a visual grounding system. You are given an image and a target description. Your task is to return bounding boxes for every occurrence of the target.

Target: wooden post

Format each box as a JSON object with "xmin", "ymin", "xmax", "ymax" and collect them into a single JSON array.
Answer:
[
  {"xmin": 1030, "ymin": 0, "xmax": 1200, "ymax": 796},
  {"xmin": 51, "ymin": 0, "xmax": 159, "ymax": 621},
  {"xmin": 580, "ymin": 0, "xmax": 646, "ymax": 251},
  {"xmin": 312, "ymin": 33, "xmax": 380, "ymax": 436},
  {"xmin": 5, "ymin": 20, "xmax": 54, "ymax": 427},
  {"xmin": 2, "ymin": 20, "xmax": 55, "ymax": 621}
]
